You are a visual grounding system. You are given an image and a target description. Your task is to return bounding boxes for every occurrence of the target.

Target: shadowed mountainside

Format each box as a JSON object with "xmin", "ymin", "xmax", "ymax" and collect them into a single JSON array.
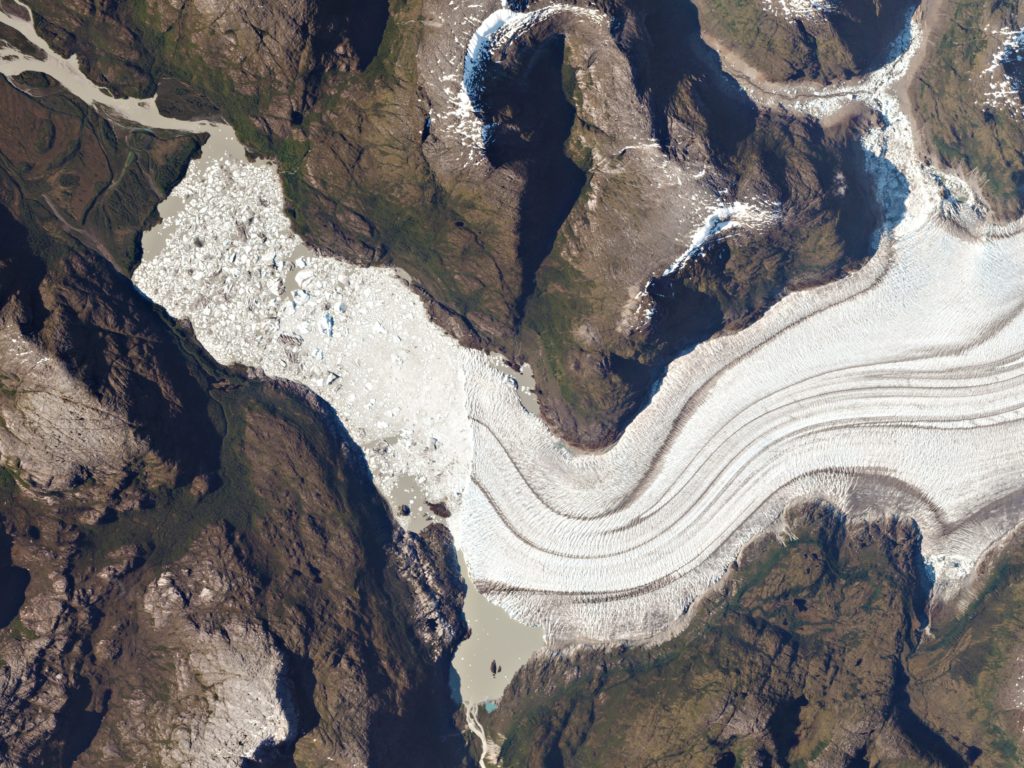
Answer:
[
  {"xmin": 20, "ymin": 0, "xmax": 886, "ymax": 448},
  {"xmin": 692, "ymin": 0, "xmax": 919, "ymax": 82},
  {"xmin": 0, "ymin": 75, "xmax": 472, "ymax": 767}
]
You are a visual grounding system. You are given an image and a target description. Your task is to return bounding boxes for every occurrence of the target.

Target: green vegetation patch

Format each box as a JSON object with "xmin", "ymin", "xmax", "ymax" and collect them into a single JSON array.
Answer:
[
  {"xmin": 912, "ymin": 0, "xmax": 1024, "ymax": 219},
  {"xmin": 486, "ymin": 507, "xmax": 996, "ymax": 767}
]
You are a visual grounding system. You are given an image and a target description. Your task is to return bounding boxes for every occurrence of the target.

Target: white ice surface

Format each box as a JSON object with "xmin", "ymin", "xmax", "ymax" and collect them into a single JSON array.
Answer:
[
  {"xmin": 134, "ymin": 136, "xmax": 1024, "ymax": 645},
  {"xmin": 134, "ymin": 157, "xmax": 475, "ymax": 507}
]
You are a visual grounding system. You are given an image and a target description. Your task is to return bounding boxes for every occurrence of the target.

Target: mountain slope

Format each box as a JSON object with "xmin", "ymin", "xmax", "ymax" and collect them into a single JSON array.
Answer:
[
  {"xmin": 0, "ymin": 74, "xmax": 472, "ymax": 767},
  {"xmin": 21, "ymin": 0, "xmax": 884, "ymax": 447},
  {"xmin": 484, "ymin": 504, "xmax": 1023, "ymax": 767}
]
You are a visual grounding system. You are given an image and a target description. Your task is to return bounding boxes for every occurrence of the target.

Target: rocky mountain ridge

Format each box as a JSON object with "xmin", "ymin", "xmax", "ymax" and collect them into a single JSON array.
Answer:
[
  {"xmin": 483, "ymin": 504, "xmax": 1024, "ymax": 767},
  {"xmin": 3, "ymin": 0, "xmax": 1024, "ymax": 766},
  {"xmin": 0, "ymin": 72, "xmax": 473, "ymax": 767},
  {"xmin": 19, "ymin": 0, "xmax": 887, "ymax": 447}
]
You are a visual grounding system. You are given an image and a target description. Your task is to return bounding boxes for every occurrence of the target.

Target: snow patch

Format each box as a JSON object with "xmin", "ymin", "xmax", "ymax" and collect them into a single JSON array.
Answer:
[
  {"xmin": 661, "ymin": 199, "xmax": 780, "ymax": 277},
  {"xmin": 980, "ymin": 27, "xmax": 1024, "ymax": 117},
  {"xmin": 453, "ymin": 3, "xmax": 606, "ymax": 153},
  {"xmin": 762, "ymin": 0, "xmax": 835, "ymax": 22}
]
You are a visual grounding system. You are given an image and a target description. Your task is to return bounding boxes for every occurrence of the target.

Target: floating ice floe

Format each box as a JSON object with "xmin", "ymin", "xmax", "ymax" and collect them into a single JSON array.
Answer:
[{"xmin": 135, "ymin": 157, "xmax": 476, "ymax": 508}]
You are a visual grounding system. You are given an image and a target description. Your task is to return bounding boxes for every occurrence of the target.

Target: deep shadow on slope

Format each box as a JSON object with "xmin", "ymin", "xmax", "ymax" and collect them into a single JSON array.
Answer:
[
  {"xmin": 0, "ymin": 71, "xmax": 472, "ymax": 765},
  {"xmin": 612, "ymin": 0, "xmax": 756, "ymax": 154},
  {"xmin": 480, "ymin": 33, "xmax": 587, "ymax": 324},
  {"xmin": 19, "ymin": 0, "xmax": 908, "ymax": 453},
  {"xmin": 603, "ymin": 110, "xmax": 897, "ymax": 447},
  {"xmin": 0, "ymin": 523, "xmax": 30, "ymax": 630}
]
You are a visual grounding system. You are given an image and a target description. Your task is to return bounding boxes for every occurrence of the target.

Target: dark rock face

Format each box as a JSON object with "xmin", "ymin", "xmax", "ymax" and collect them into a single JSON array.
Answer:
[
  {"xmin": 912, "ymin": 0, "xmax": 1024, "ymax": 221},
  {"xmin": 0, "ymin": 76, "xmax": 472, "ymax": 767},
  {"xmin": 483, "ymin": 505, "xmax": 1013, "ymax": 767},
  {"xmin": 0, "ymin": 526, "xmax": 29, "ymax": 630},
  {"xmin": 692, "ymin": 0, "xmax": 919, "ymax": 83},
  {"xmin": 0, "ymin": 384, "xmax": 474, "ymax": 766},
  {"xmin": 0, "ymin": 76, "xmax": 216, "ymax": 493},
  {"xmin": 413, "ymin": 0, "xmax": 883, "ymax": 447},
  {"xmin": 478, "ymin": 31, "xmax": 588, "ymax": 325},
  {"xmin": 28, "ymin": 0, "xmax": 389, "ymax": 136}
]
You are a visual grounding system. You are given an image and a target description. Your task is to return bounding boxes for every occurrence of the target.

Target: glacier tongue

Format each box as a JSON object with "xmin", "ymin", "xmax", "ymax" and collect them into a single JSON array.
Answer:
[
  {"xmin": 136, "ymin": 131, "xmax": 1024, "ymax": 643},
  {"xmin": 131, "ymin": 4, "xmax": 1024, "ymax": 645}
]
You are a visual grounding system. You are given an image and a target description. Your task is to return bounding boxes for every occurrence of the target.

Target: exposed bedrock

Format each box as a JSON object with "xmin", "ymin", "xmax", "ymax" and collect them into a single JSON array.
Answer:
[
  {"xmin": 0, "ymin": 235, "xmax": 475, "ymax": 765},
  {"xmin": 482, "ymin": 504, "xmax": 1024, "ymax": 766},
  {"xmin": 0, "ymin": 73, "xmax": 473, "ymax": 767},
  {"xmin": 413, "ymin": 0, "xmax": 884, "ymax": 447},
  {"xmin": 25, "ymin": 0, "xmax": 389, "ymax": 133},
  {"xmin": 0, "ymin": 456, "xmax": 473, "ymax": 767},
  {"xmin": 692, "ymin": 0, "xmax": 920, "ymax": 83},
  {"xmin": 0, "ymin": 75, "xmax": 216, "ymax": 498},
  {"xmin": 912, "ymin": 0, "xmax": 1024, "ymax": 221}
]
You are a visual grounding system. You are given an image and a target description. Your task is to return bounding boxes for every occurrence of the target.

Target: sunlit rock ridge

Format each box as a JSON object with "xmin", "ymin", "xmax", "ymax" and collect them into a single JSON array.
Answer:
[{"xmin": 128, "ymin": 4, "xmax": 1024, "ymax": 644}]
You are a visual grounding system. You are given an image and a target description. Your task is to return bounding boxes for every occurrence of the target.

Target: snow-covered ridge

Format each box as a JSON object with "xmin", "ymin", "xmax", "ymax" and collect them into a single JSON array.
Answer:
[
  {"xmin": 661, "ymin": 199, "xmax": 780, "ymax": 277},
  {"xmin": 456, "ymin": 2, "xmax": 606, "ymax": 150},
  {"xmin": 462, "ymin": 8, "xmax": 517, "ymax": 109},
  {"xmin": 981, "ymin": 26, "xmax": 1024, "ymax": 117}
]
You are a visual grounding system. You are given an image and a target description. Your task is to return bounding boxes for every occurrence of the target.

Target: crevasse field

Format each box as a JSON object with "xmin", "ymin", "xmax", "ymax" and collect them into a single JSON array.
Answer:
[{"xmin": 122, "ymin": 1, "xmax": 1024, "ymax": 646}]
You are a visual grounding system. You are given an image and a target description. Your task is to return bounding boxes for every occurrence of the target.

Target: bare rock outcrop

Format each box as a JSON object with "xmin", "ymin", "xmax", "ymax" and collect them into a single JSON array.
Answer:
[
  {"xmin": 18, "ymin": 0, "xmax": 887, "ymax": 448},
  {"xmin": 392, "ymin": 524, "xmax": 469, "ymax": 662},
  {"xmin": 0, "ymin": 322, "xmax": 146, "ymax": 495},
  {"xmin": 126, "ymin": 528, "xmax": 297, "ymax": 768},
  {"xmin": 0, "ymin": 514, "xmax": 100, "ymax": 768},
  {"xmin": 0, "ymin": 69, "xmax": 471, "ymax": 767}
]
